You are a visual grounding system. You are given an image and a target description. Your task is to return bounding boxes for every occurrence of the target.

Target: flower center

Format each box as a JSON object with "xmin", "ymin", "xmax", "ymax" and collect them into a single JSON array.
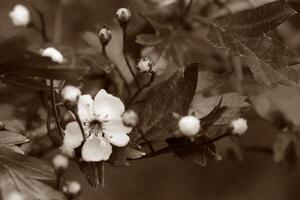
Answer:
[{"xmin": 88, "ymin": 120, "xmax": 103, "ymax": 138}]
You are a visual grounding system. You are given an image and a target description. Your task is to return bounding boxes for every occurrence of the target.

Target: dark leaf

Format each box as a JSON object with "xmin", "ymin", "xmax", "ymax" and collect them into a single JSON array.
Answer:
[
  {"xmin": 1, "ymin": 75, "xmax": 50, "ymax": 91},
  {"xmin": 109, "ymin": 146, "xmax": 146, "ymax": 166},
  {"xmin": 136, "ymin": 64, "xmax": 198, "ymax": 142}
]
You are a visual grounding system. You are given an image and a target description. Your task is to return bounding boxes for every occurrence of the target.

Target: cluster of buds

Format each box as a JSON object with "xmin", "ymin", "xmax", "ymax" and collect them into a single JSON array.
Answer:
[
  {"xmin": 98, "ymin": 25, "xmax": 112, "ymax": 47},
  {"xmin": 122, "ymin": 110, "xmax": 139, "ymax": 127},
  {"xmin": 136, "ymin": 57, "xmax": 153, "ymax": 74},
  {"xmin": 116, "ymin": 8, "xmax": 131, "ymax": 28},
  {"xmin": 63, "ymin": 181, "xmax": 81, "ymax": 198},
  {"xmin": 178, "ymin": 115, "xmax": 201, "ymax": 138}
]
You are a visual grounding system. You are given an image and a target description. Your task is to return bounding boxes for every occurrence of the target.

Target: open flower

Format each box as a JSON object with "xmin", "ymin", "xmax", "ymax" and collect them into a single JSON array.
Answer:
[{"xmin": 62, "ymin": 89, "xmax": 132, "ymax": 162}]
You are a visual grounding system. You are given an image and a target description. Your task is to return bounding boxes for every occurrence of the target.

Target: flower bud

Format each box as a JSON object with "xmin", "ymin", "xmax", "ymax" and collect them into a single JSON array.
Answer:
[
  {"xmin": 52, "ymin": 154, "xmax": 69, "ymax": 170},
  {"xmin": 41, "ymin": 47, "xmax": 64, "ymax": 64},
  {"xmin": 98, "ymin": 26, "xmax": 112, "ymax": 46},
  {"xmin": 122, "ymin": 110, "xmax": 138, "ymax": 127},
  {"xmin": 61, "ymin": 85, "xmax": 81, "ymax": 106},
  {"xmin": 6, "ymin": 191, "xmax": 23, "ymax": 200},
  {"xmin": 178, "ymin": 115, "xmax": 201, "ymax": 137},
  {"xmin": 116, "ymin": 8, "xmax": 131, "ymax": 27},
  {"xmin": 63, "ymin": 181, "xmax": 81, "ymax": 197},
  {"xmin": 9, "ymin": 4, "xmax": 30, "ymax": 27},
  {"xmin": 60, "ymin": 144, "xmax": 75, "ymax": 158},
  {"xmin": 230, "ymin": 118, "xmax": 248, "ymax": 136},
  {"xmin": 136, "ymin": 57, "xmax": 153, "ymax": 73}
]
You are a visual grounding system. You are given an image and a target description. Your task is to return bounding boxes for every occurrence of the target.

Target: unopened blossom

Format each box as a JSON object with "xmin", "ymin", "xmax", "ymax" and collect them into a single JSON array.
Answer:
[
  {"xmin": 122, "ymin": 110, "xmax": 138, "ymax": 127},
  {"xmin": 41, "ymin": 47, "xmax": 64, "ymax": 64},
  {"xmin": 63, "ymin": 181, "xmax": 81, "ymax": 196},
  {"xmin": 137, "ymin": 57, "xmax": 153, "ymax": 73},
  {"xmin": 62, "ymin": 89, "xmax": 132, "ymax": 162},
  {"xmin": 52, "ymin": 154, "xmax": 69, "ymax": 170},
  {"xmin": 178, "ymin": 115, "xmax": 201, "ymax": 137},
  {"xmin": 116, "ymin": 8, "xmax": 131, "ymax": 25},
  {"xmin": 98, "ymin": 26, "xmax": 112, "ymax": 46},
  {"xmin": 9, "ymin": 4, "xmax": 30, "ymax": 27},
  {"xmin": 230, "ymin": 118, "xmax": 248, "ymax": 136},
  {"xmin": 61, "ymin": 85, "xmax": 81, "ymax": 105}
]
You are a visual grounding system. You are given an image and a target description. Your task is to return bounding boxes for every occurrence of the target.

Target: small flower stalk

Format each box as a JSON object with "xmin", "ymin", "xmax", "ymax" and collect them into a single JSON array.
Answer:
[
  {"xmin": 136, "ymin": 57, "xmax": 153, "ymax": 74},
  {"xmin": 230, "ymin": 118, "xmax": 248, "ymax": 136},
  {"xmin": 98, "ymin": 26, "xmax": 112, "ymax": 47},
  {"xmin": 61, "ymin": 85, "xmax": 81, "ymax": 107},
  {"xmin": 116, "ymin": 8, "xmax": 131, "ymax": 28},
  {"xmin": 9, "ymin": 4, "xmax": 30, "ymax": 27},
  {"xmin": 178, "ymin": 115, "xmax": 201, "ymax": 138}
]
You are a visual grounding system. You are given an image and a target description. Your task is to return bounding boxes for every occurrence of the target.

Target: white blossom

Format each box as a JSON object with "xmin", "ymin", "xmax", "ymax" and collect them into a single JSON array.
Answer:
[
  {"xmin": 9, "ymin": 4, "xmax": 30, "ymax": 27},
  {"xmin": 62, "ymin": 89, "xmax": 132, "ymax": 162},
  {"xmin": 178, "ymin": 115, "xmax": 201, "ymax": 137}
]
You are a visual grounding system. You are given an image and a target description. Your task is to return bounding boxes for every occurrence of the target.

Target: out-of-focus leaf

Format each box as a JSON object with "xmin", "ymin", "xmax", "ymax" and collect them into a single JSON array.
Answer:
[
  {"xmin": 1, "ymin": 75, "xmax": 50, "ymax": 91},
  {"xmin": 206, "ymin": 0, "xmax": 300, "ymax": 86},
  {"xmin": 0, "ymin": 131, "xmax": 28, "ymax": 146},
  {"xmin": 78, "ymin": 161, "xmax": 104, "ymax": 187},
  {"xmin": 135, "ymin": 64, "xmax": 198, "ymax": 142},
  {"xmin": 167, "ymin": 136, "xmax": 222, "ymax": 166},
  {"xmin": 109, "ymin": 146, "xmax": 146, "ymax": 166},
  {"xmin": 273, "ymin": 132, "xmax": 296, "ymax": 163},
  {"xmin": 0, "ymin": 146, "xmax": 63, "ymax": 200},
  {"xmin": 136, "ymin": 16, "xmax": 213, "ymax": 75}
]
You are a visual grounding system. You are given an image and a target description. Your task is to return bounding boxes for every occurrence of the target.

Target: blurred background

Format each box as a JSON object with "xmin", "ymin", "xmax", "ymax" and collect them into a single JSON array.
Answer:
[{"xmin": 2, "ymin": 0, "xmax": 300, "ymax": 199}]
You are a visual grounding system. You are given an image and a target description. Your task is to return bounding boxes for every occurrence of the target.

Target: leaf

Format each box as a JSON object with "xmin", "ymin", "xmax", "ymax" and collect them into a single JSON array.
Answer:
[
  {"xmin": 1, "ymin": 75, "xmax": 50, "ymax": 91},
  {"xmin": 0, "ymin": 146, "xmax": 64, "ymax": 200},
  {"xmin": 136, "ymin": 16, "xmax": 213, "ymax": 74},
  {"xmin": 135, "ymin": 64, "xmax": 199, "ymax": 142},
  {"xmin": 78, "ymin": 161, "xmax": 104, "ymax": 187},
  {"xmin": 109, "ymin": 146, "xmax": 146, "ymax": 166},
  {"xmin": 0, "ymin": 131, "xmax": 28, "ymax": 146},
  {"xmin": 166, "ymin": 136, "xmax": 222, "ymax": 166},
  {"xmin": 206, "ymin": 0, "xmax": 300, "ymax": 86}
]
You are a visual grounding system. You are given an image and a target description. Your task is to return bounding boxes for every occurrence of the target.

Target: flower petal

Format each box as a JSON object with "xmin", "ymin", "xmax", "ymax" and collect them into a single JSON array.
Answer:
[
  {"xmin": 78, "ymin": 95, "xmax": 94, "ymax": 122},
  {"xmin": 93, "ymin": 89, "xmax": 125, "ymax": 120},
  {"xmin": 103, "ymin": 118, "xmax": 132, "ymax": 147},
  {"xmin": 81, "ymin": 137, "xmax": 112, "ymax": 162},
  {"xmin": 63, "ymin": 122, "xmax": 83, "ymax": 149}
]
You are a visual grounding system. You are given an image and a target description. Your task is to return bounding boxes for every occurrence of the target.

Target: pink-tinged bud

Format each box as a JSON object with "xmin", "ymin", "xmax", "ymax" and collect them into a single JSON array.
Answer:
[
  {"xmin": 178, "ymin": 115, "xmax": 201, "ymax": 137},
  {"xmin": 230, "ymin": 118, "xmax": 248, "ymax": 136},
  {"xmin": 116, "ymin": 8, "xmax": 131, "ymax": 27},
  {"xmin": 52, "ymin": 154, "xmax": 69, "ymax": 170},
  {"xmin": 98, "ymin": 26, "xmax": 112, "ymax": 46},
  {"xmin": 136, "ymin": 57, "xmax": 153, "ymax": 73},
  {"xmin": 122, "ymin": 110, "xmax": 139, "ymax": 127}
]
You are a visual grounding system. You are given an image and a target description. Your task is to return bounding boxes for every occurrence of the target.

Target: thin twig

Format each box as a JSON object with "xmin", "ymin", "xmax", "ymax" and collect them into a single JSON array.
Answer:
[
  {"xmin": 122, "ymin": 28, "xmax": 140, "ymax": 88},
  {"xmin": 128, "ymin": 72, "xmax": 155, "ymax": 105},
  {"xmin": 25, "ymin": 0, "xmax": 49, "ymax": 42},
  {"xmin": 50, "ymin": 80, "xmax": 64, "ymax": 139}
]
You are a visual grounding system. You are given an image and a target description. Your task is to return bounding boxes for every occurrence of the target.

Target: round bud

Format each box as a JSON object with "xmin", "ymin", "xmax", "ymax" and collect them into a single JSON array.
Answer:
[
  {"xmin": 60, "ymin": 144, "xmax": 75, "ymax": 158},
  {"xmin": 230, "ymin": 118, "xmax": 248, "ymax": 136},
  {"xmin": 41, "ymin": 47, "xmax": 64, "ymax": 64},
  {"xmin": 6, "ymin": 191, "xmax": 23, "ymax": 200},
  {"xmin": 116, "ymin": 8, "xmax": 131, "ymax": 27},
  {"xmin": 63, "ymin": 181, "xmax": 81, "ymax": 197},
  {"xmin": 178, "ymin": 116, "xmax": 201, "ymax": 137},
  {"xmin": 136, "ymin": 57, "xmax": 153, "ymax": 73},
  {"xmin": 52, "ymin": 154, "xmax": 69, "ymax": 170},
  {"xmin": 9, "ymin": 4, "xmax": 30, "ymax": 27},
  {"xmin": 61, "ymin": 85, "xmax": 81, "ymax": 106},
  {"xmin": 98, "ymin": 26, "xmax": 112, "ymax": 46},
  {"xmin": 122, "ymin": 110, "xmax": 139, "ymax": 127}
]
